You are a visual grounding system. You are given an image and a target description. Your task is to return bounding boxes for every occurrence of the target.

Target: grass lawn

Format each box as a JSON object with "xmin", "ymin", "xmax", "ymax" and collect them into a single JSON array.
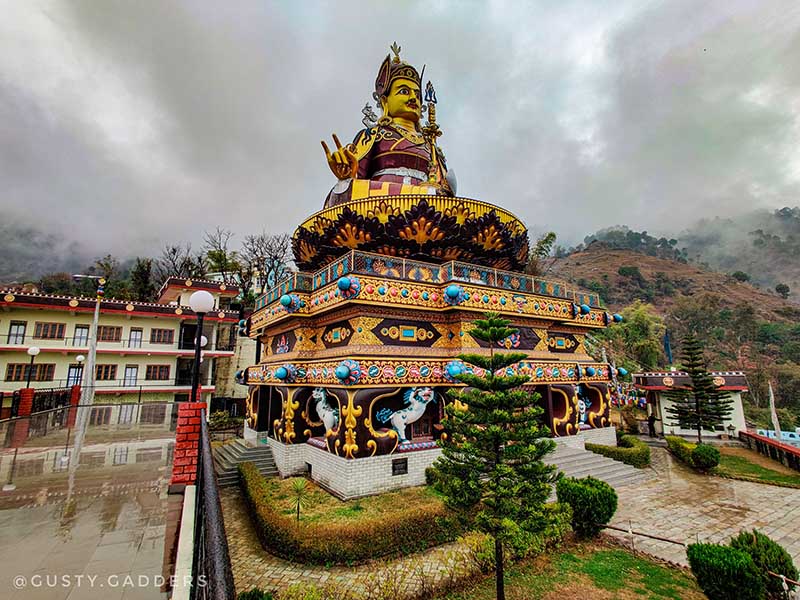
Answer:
[
  {"xmin": 266, "ymin": 477, "xmax": 445, "ymax": 524},
  {"xmin": 442, "ymin": 540, "xmax": 704, "ymax": 600},
  {"xmin": 715, "ymin": 447, "xmax": 800, "ymax": 487}
]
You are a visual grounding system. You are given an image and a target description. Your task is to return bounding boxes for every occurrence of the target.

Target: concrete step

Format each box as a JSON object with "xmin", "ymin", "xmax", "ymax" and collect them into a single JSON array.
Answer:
[
  {"xmin": 546, "ymin": 442, "xmax": 653, "ymax": 491},
  {"xmin": 212, "ymin": 438, "xmax": 277, "ymax": 484}
]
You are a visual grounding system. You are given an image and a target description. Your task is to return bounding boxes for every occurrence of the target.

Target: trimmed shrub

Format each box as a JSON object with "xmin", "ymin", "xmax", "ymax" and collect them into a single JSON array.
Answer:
[
  {"xmin": 586, "ymin": 434, "xmax": 651, "ymax": 468},
  {"xmin": 238, "ymin": 462, "xmax": 463, "ymax": 564},
  {"xmin": 665, "ymin": 435, "xmax": 696, "ymax": 465},
  {"xmin": 730, "ymin": 529, "xmax": 798, "ymax": 599},
  {"xmin": 666, "ymin": 436, "xmax": 721, "ymax": 471},
  {"xmin": 691, "ymin": 443, "xmax": 721, "ymax": 471},
  {"xmin": 555, "ymin": 476, "xmax": 617, "ymax": 538},
  {"xmin": 687, "ymin": 543, "xmax": 765, "ymax": 600}
]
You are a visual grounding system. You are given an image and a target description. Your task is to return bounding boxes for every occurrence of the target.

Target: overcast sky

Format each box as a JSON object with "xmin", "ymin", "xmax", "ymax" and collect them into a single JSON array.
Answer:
[{"xmin": 2, "ymin": 0, "xmax": 799, "ymax": 260}]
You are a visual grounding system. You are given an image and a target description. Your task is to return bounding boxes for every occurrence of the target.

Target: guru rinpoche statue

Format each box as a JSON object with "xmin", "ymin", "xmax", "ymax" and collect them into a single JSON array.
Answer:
[{"xmin": 321, "ymin": 43, "xmax": 456, "ymax": 207}]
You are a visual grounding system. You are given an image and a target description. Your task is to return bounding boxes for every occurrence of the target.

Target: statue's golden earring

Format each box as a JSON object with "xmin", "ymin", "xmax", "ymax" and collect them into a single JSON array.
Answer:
[{"xmin": 377, "ymin": 97, "xmax": 391, "ymax": 126}]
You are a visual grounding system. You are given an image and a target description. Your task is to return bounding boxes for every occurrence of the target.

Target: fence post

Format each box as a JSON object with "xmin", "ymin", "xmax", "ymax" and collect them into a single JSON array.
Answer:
[
  {"xmin": 169, "ymin": 401, "xmax": 206, "ymax": 492},
  {"xmin": 9, "ymin": 388, "xmax": 34, "ymax": 448},
  {"xmin": 67, "ymin": 385, "xmax": 81, "ymax": 427}
]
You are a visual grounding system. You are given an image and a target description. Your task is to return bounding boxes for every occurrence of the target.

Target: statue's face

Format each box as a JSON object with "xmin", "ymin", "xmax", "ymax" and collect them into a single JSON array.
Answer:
[{"xmin": 384, "ymin": 78, "xmax": 422, "ymax": 123}]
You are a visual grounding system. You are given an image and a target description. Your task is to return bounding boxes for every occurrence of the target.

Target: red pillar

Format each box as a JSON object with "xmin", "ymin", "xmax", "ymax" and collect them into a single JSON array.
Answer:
[
  {"xmin": 10, "ymin": 388, "xmax": 34, "ymax": 448},
  {"xmin": 67, "ymin": 385, "xmax": 81, "ymax": 428},
  {"xmin": 170, "ymin": 401, "xmax": 207, "ymax": 491}
]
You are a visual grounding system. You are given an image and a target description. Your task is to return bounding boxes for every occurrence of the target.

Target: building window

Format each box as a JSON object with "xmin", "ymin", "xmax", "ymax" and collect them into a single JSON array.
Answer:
[
  {"xmin": 34, "ymin": 322, "xmax": 65, "ymax": 339},
  {"xmin": 113, "ymin": 446, "xmax": 129, "ymax": 465},
  {"xmin": 66, "ymin": 364, "xmax": 84, "ymax": 386},
  {"xmin": 73, "ymin": 325, "xmax": 90, "ymax": 346},
  {"xmin": 95, "ymin": 364, "xmax": 117, "ymax": 381},
  {"xmin": 150, "ymin": 328, "xmax": 175, "ymax": 344},
  {"xmin": 8, "ymin": 321, "xmax": 26, "ymax": 345},
  {"xmin": 5, "ymin": 363, "xmax": 55, "ymax": 382},
  {"xmin": 123, "ymin": 365, "xmax": 139, "ymax": 386},
  {"xmin": 128, "ymin": 328, "xmax": 143, "ymax": 348},
  {"xmin": 145, "ymin": 365, "xmax": 171, "ymax": 381},
  {"xmin": 97, "ymin": 326, "xmax": 122, "ymax": 342},
  {"xmin": 89, "ymin": 406, "xmax": 111, "ymax": 425},
  {"xmin": 141, "ymin": 404, "xmax": 166, "ymax": 424},
  {"xmin": 392, "ymin": 458, "xmax": 408, "ymax": 476}
]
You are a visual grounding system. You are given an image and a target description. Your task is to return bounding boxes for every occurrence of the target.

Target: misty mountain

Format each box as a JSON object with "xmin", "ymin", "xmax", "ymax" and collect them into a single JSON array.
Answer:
[
  {"xmin": 0, "ymin": 220, "xmax": 91, "ymax": 282},
  {"xmin": 678, "ymin": 207, "xmax": 800, "ymax": 298}
]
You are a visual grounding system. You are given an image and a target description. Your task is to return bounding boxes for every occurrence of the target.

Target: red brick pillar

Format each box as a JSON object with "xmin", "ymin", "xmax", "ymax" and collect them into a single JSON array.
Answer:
[
  {"xmin": 10, "ymin": 388, "xmax": 34, "ymax": 448},
  {"xmin": 67, "ymin": 385, "xmax": 81, "ymax": 427},
  {"xmin": 170, "ymin": 401, "xmax": 206, "ymax": 491}
]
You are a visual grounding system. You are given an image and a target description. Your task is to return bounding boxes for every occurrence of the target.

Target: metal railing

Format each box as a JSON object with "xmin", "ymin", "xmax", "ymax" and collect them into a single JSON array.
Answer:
[
  {"xmin": 255, "ymin": 249, "xmax": 602, "ymax": 311},
  {"xmin": 31, "ymin": 387, "xmax": 72, "ymax": 413},
  {"xmin": 192, "ymin": 409, "xmax": 235, "ymax": 599},
  {"xmin": 0, "ymin": 334, "xmax": 237, "ymax": 353}
]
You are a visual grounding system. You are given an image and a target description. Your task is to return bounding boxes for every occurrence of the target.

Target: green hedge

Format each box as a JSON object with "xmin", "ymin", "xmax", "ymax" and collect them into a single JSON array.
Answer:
[
  {"xmin": 687, "ymin": 543, "xmax": 764, "ymax": 600},
  {"xmin": 730, "ymin": 529, "xmax": 798, "ymax": 599},
  {"xmin": 555, "ymin": 476, "xmax": 617, "ymax": 538},
  {"xmin": 238, "ymin": 462, "xmax": 463, "ymax": 564},
  {"xmin": 586, "ymin": 434, "xmax": 651, "ymax": 468},
  {"xmin": 665, "ymin": 436, "xmax": 720, "ymax": 471}
]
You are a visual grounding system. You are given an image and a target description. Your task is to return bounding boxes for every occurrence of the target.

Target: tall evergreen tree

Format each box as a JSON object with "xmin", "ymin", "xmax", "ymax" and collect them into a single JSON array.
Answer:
[
  {"xmin": 663, "ymin": 333, "xmax": 733, "ymax": 443},
  {"xmin": 430, "ymin": 312, "xmax": 558, "ymax": 600},
  {"xmin": 130, "ymin": 258, "xmax": 156, "ymax": 302}
]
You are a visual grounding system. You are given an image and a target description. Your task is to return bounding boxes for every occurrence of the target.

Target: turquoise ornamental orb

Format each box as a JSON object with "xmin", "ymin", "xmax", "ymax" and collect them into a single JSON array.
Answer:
[
  {"xmin": 613, "ymin": 313, "xmax": 623, "ymax": 323},
  {"xmin": 586, "ymin": 366, "xmax": 596, "ymax": 376},
  {"xmin": 580, "ymin": 304, "xmax": 591, "ymax": 315},
  {"xmin": 617, "ymin": 367, "xmax": 629, "ymax": 376},
  {"xmin": 275, "ymin": 366, "xmax": 289, "ymax": 380},
  {"xmin": 337, "ymin": 277, "xmax": 351, "ymax": 291},
  {"xmin": 335, "ymin": 364, "xmax": 351, "ymax": 380},
  {"xmin": 280, "ymin": 294, "xmax": 292, "ymax": 307},
  {"xmin": 445, "ymin": 284, "xmax": 462, "ymax": 299}
]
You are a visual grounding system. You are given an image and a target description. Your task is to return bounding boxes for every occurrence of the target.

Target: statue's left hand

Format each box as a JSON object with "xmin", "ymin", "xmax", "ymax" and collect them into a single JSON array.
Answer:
[{"xmin": 321, "ymin": 134, "xmax": 358, "ymax": 180}]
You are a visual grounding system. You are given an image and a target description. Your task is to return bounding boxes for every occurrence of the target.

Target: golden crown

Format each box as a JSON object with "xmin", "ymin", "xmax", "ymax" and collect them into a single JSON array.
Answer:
[{"xmin": 374, "ymin": 42, "xmax": 421, "ymax": 98}]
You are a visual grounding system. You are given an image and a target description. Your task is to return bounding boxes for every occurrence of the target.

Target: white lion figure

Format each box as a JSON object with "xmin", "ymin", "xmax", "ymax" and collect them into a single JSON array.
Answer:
[
  {"xmin": 312, "ymin": 387, "xmax": 339, "ymax": 433},
  {"xmin": 376, "ymin": 387, "xmax": 437, "ymax": 444}
]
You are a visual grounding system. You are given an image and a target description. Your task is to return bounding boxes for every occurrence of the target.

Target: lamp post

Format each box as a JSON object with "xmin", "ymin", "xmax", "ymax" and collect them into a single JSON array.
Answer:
[
  {"xmin": 73, "ymin": 275, "xmax": 106, "ymax": 409},
  {"xmin": 25, "ymin": 346, "xmax": 41, "ymax": 388},
  {"xmin": 188, "ymin": 291, "xmax": 215, "ymax": 404}
]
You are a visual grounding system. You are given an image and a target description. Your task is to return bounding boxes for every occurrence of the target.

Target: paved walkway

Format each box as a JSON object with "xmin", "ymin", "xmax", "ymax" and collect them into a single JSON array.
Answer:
[
  {"xmin": 608, "ymin": 447, "xmax": 800, "ymax": 566},
  {"xmin": 222, "ymin": 489, "xmax": 478, "ymax": 598}
]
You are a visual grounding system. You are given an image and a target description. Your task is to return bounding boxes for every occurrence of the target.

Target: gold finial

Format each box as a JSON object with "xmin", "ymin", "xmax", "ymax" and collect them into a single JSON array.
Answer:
[{"xmin": 390, "ymin": 42, "xmax": 402, "ymax": 63}]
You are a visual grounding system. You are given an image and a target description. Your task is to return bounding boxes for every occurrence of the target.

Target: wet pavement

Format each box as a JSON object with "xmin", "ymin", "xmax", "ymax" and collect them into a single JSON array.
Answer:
[
  {"xmin": 0, "ymin": 405, "xmax": 176, "ymax": 599},
  {"xmin": 609, "ymin": 447, "xmax": 800, "ymax": 565}
]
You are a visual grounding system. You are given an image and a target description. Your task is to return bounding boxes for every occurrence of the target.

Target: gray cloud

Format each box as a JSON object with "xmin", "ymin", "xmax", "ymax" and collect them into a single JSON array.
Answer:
[{"xmin": 1, "ymin": 0, "xmax": 799, "ymax": 265}]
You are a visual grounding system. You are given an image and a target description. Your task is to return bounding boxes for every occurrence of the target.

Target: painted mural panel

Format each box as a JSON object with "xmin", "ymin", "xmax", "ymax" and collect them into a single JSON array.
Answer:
[
  {"xmin": 550, "ymin": 384, "xmax": 579, "ymax": 436},
  {"xmin": 371, "ymin": 319, "xmax": 442, "ymax": 347}
]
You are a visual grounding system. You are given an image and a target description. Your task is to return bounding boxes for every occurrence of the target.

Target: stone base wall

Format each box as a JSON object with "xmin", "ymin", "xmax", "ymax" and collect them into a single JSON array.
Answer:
[
  {"xmin": 266, "ymin": 438, "xmax": 442, "ymax": 500},
  {"xmin": 269, "ymin": 438, "xmax": 309, "ymax": 477},
  {"xmin": 267, "ymin": 428, "xmax": 615, "ymax": 499},
  {"xmin": 306, "ymin": 445, "xmax": 442, "ymax": 500}
]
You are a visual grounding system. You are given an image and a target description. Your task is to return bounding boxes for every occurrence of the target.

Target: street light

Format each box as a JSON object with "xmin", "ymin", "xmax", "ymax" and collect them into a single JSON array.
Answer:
[
  {"xmin": 75, "ymin": 355, "xmax": 85, "ymax": 387},
  {"xmin": 26, "ymin": 346, "xmax": 41, "ymax": 388},
  {"xmin": 189, "ymin": 290, "xmax": 215, "ymax": 403}
]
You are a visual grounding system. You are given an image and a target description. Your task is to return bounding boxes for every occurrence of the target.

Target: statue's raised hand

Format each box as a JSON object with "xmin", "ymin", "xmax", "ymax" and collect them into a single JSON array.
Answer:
[{"xmin": 321, "ymin": 134, "xmax": 358, "ymax": 180}]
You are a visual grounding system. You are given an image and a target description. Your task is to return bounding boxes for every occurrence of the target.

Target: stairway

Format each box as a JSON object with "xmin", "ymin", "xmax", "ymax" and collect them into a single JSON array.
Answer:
[
  {"xmin": 544, "ymin": 442, "xmax": 652, "ymax": 489},
  {"xmin": 213, "ymin": 439, "xmax": 278, "ymax": 487}
]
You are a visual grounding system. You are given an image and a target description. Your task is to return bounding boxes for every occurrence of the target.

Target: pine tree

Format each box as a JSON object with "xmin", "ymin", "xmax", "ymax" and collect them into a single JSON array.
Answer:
[
  {"xmin": 663, "ymin": 333, "xmax": 733, "ymax": 443},
  {"xmin": 430, "ymin": 312, "xmax": 558, "ymax": 600}
]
